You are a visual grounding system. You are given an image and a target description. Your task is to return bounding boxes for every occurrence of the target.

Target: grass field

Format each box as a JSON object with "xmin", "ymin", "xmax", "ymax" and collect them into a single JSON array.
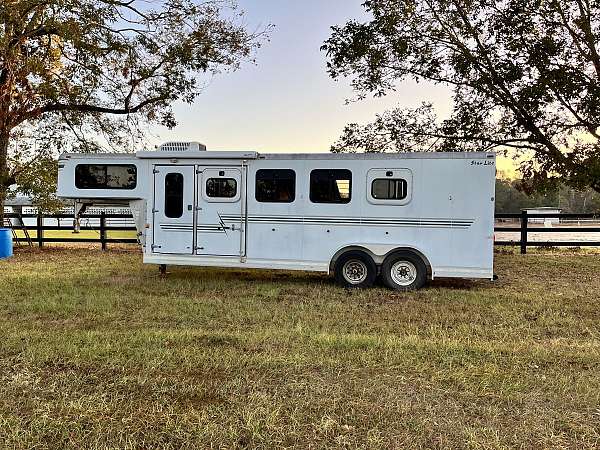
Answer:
[{"xmin": 0, "ymin": 247, "xmax": 599, "ymax": 449}]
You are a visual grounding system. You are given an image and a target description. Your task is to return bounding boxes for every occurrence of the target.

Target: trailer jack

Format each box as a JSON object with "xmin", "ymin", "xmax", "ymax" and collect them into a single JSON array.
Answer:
[{"xmin": 73, "ymin": 201, "xmax": 89, "ymax": 234}]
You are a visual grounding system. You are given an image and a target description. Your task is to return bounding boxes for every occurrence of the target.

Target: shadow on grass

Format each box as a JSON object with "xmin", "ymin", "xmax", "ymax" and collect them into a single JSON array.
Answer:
[
  {"xmin": 155, "ymin": 265, "xmax": 331, "ymax": 287},
  {"xmin": 427, "ymin": 278, "xmax": 480, "ymax": 290}
]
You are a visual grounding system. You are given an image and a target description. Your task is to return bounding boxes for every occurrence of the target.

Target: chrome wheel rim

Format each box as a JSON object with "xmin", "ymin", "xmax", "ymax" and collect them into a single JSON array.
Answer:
[
  {"xmin": 342, "ymin": 259, "xmax": 368, "ymax": 284},
  {"xmin": 390, "ymin": 260, "xmax": 417, "ymax": 287}
]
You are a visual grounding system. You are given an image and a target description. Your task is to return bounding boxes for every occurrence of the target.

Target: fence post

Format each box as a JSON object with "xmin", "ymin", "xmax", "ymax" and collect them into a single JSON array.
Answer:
[
  {"xmin": 520, "ymin": 210, "xmax": 528, "ymax": 254},
  {"xmin": 36, "ymin": 211, "xmax": 43, "ymax": 248},
  {"xmin": 100, "ymin": 212, "xmax": 107, "ymax": 251}
]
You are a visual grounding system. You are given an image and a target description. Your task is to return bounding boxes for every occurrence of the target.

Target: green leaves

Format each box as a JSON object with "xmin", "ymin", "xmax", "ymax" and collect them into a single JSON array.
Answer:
[
  {"xmin": 0, "ymin": 0, "xmax": 269, "ymax": 212},
  {"xmin": 324, "ymin": 0, "xmax": 600, "ymax": 192}
]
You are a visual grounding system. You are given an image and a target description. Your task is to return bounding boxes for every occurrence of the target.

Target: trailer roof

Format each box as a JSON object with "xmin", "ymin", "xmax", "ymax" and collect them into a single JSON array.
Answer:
[
  {"xmin": 60, "ymin": 151, "xmax": 495, "ymax": 160},
  {"xmin": 258, "ymin": 152, "xmax": 495, "ymax": 160}
]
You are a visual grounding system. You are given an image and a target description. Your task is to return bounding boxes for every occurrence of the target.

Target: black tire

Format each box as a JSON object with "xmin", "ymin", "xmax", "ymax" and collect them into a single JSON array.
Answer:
[
  {"xmin": 334, "ymin": 251, "xmax": 377, "ymax": 289},
  {"xmin": 381, "ymin": 251, "xmax": 427, "ymax": 291}
]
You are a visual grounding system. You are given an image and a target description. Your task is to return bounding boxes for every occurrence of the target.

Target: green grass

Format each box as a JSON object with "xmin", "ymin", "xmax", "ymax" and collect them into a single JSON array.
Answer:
[{"xmin": 0, "ymin": 247, "xmax": 599, "ymax": 449}]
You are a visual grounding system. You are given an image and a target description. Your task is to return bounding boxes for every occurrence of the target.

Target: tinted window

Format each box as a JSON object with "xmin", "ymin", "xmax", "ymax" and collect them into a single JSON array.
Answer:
[
  {"xmin": 164, "ymin": 173, "xmax": 184, "ymax": 218},
  {"xmin": 75, "ymin": 164, "xmax": 136, "ymax": 189},
  {"xmin": 206, "ymin": 178, "xmax": 237, "ymax": 198},
  {"xmin": 310, "ymin": 169, "xmax": 352, "ymax": 204},
  {"xmin": 256, "ymin": 169, "xmax": 296, "ymax": 203},
  {"xmin": 371, "ymin": 179, "xmax": 408, "ymax": 200}
]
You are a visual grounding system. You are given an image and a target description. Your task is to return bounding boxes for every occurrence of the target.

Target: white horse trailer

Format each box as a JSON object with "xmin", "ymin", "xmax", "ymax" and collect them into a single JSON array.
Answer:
[{"xmin": 57, "ymin": 142, "xmax": 496, "ymax": 289}]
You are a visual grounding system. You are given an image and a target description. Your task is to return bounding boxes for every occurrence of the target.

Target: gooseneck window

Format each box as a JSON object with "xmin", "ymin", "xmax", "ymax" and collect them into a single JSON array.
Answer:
[{"xmin": 75, "ymin": 164, "xmax": 137, "ymax": 189}]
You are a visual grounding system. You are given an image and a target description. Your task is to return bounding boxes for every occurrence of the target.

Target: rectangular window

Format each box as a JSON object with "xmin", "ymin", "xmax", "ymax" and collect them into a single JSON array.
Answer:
[
  {"xmin": 164, "ymin": 173, "xmax": 184, "ymax": 218},
  {"xmin": 310, "ymin": 169, "xmax": 352, "ymax": 204},
  {"xmin": 371, "ymin": 179, "xmax": 408, "ymax": 200},
  {"xmin": 206, "ymin": 178, "xmax": 237, "ymax": 198},
  {"xmin": 75, "ymin": 164, "xmax": 136, "ymax": 189},
  {"xmin": 255, "ymin": 169, "xmax": 296, "ymax": 203}
]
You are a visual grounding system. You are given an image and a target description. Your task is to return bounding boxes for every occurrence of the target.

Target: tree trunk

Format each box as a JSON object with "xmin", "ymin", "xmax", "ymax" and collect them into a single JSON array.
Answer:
[
  {"xmin": 0, "ymin": 131, "xmax": 10, "ymax": 225},
  {"xmin": 0, "ymin": 185, "xmax": 6, "ymax": 226}
]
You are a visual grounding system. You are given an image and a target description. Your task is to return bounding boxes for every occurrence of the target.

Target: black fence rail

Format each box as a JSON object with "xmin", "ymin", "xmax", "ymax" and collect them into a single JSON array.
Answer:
[
  {"xmin": 4, "ymin": 211, "xmax": 600, "ymax": 253},
  {"xmin": 5, "ymin": 212, "xmax": 138, "ymax": 250}
]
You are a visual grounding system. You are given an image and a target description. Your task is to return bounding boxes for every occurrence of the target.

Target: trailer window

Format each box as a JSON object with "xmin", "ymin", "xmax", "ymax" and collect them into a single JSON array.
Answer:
[
  {"xmin": 75, "ymin": 164, "xmax": 136, "ymax": 189},
  {"xmin": 371, "ymin": 179, "xmax": 408, "ymax": 200},
  {"xmin": 255, "ymin": 169, "xmax": 296, "ymax": 203},
  {"xmin": 164, "ymin": 173, "xmax": 184, "ymax": 218},
  {"xmin": 310, "ymin": 169, "xmax": 351, "ymax": 203},
  {"xmin": 206, "ymin": 178, "xmax": 237, "ymax": 198}
]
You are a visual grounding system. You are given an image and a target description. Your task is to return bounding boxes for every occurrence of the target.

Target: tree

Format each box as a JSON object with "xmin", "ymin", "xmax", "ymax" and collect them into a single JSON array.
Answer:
[
  {"xmin": 557, "ymin": 183, "xmax": 600, "ymax": 212},
  {"xmin": 494, "ymin": 176, "xmax": 600, "ymax": 212},
  {"xmin": 322, "ymin": 0, "xmax": 600, "ymax": 193},
  {"xmin": 494, "ymin": 178, "xmax": 559, "ymax": 213},
  {"xmin": 0, "ymin": 0, "xmax": 267, "ymax": 220}
]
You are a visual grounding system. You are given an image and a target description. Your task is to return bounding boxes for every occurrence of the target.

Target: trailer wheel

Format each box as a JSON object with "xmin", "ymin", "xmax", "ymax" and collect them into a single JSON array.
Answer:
[
  {"xmin": 381, "ymin": 251, "xmax": 427, "ymax": 291},
  {"xmin": 334, "ymin": 251, "xmax": 377, "ymax": 288}
]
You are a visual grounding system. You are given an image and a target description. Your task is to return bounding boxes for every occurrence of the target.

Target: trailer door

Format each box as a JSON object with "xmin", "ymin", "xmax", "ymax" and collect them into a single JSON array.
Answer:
[
  {"xmin": 152, "ymin": 165, "xmax": 195, "ymax": 254},
  {"xmin": 196, "ymin": 166, "xmax": 245, "ymax": 256}
]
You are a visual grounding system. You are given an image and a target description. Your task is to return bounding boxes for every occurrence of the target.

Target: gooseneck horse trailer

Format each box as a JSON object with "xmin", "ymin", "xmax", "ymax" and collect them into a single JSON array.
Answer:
[{"xmin": 57, "ymin": 142, "xmax": 496, "ymax": 289}]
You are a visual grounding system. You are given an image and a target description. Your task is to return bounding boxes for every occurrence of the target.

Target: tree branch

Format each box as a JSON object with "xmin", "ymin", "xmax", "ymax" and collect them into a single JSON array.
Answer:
[{"xmin": 39, "ymin": 95, "xmax": 169, "ymax": 116}]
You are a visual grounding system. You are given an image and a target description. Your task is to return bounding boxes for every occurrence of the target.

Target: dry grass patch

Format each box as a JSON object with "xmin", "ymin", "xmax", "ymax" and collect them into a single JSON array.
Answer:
[{"xmin": 0, "ymin": 246, "xmax": 599, "ymax": 448}]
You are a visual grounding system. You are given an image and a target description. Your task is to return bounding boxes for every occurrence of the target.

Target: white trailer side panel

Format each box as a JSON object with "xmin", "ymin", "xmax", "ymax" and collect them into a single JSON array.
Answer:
[{"xmin": 57, "ymin": 150, "xmax": 496, "ymax": 281}]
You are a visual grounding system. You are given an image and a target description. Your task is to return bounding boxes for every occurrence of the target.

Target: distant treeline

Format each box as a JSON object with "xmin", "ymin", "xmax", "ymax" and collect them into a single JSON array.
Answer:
[{"xmin": 495, "ymin": 179, "xmax": 600, "ymax": 214}]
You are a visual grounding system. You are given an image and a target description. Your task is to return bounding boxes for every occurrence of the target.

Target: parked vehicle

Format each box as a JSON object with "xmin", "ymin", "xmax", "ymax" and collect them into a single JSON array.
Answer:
[{"xmin": 57, "ymin": 142, "xmax": 496, "ymax": 289}]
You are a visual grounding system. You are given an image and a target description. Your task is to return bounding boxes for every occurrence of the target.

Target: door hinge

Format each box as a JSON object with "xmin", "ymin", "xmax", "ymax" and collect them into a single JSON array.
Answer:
[
  {"xmin": 195, "ymin": 246, "xmax": 204, "ymax": 251},
  {"xmin": 151, "ymin": 244, "xmax": 162, "ymax": 250},
  {"xmin": 196, "ymin": 169, "xmax": 203, "ymax": 174},
  {"xmin": 153, "ymin": 168, "xmax": 160, "ymax": 174},
  {"xmin": 152, "ymin": 208, "xmax": 159, "ymax": 213}
]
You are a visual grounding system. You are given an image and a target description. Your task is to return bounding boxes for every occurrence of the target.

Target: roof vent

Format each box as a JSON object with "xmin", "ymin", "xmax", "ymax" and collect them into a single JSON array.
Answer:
[{"xmin": 158, "ymin": 141, "xmax": 206, "ymax": 152}]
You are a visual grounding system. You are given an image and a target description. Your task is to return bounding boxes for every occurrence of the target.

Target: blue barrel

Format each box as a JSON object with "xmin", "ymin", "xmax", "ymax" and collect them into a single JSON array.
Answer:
[{"xmin": 0, "ymin": 228, "xmax": 13, "ymax": 259}]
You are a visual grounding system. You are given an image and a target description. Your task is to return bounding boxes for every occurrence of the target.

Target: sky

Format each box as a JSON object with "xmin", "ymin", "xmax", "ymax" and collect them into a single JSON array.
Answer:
[
  {"xmin": 153, "ymin": 0, "xmax": 515, "ymax": 174},
  {"xmin": 154, "ymin": 0, "xmax": 452, "ymax": 151}
]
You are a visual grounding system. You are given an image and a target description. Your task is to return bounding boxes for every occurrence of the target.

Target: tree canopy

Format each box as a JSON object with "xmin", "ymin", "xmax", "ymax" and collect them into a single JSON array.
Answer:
[
  {"xmin": 322, "ymin": 0, "xmax": 600, "ymax": 193},
  {"xmin": 0, "ymin": 0, "xmax": 266, "ymax": 215}
]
